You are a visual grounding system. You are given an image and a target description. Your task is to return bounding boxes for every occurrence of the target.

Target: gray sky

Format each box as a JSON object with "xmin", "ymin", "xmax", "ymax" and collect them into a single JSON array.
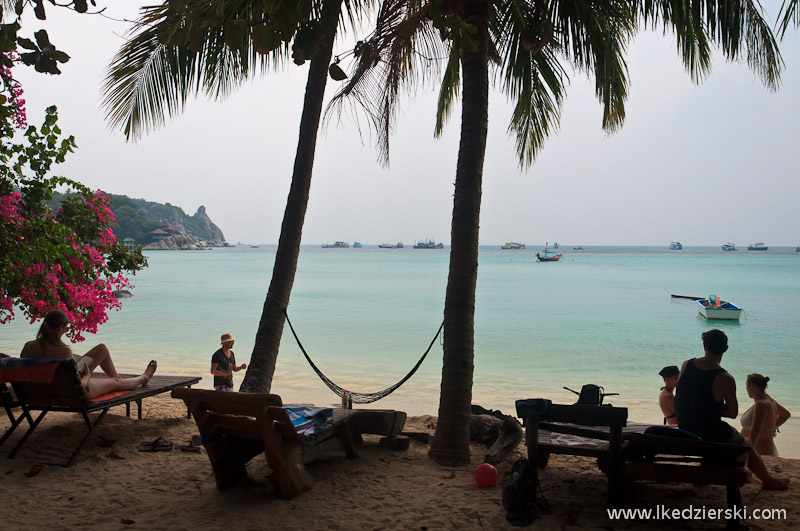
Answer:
[{"xmin": 15, "ymin": 2, "xmax": 800, "ymax": 246}]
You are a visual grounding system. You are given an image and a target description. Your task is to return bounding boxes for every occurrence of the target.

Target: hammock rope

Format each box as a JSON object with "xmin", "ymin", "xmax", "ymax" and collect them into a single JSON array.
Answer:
[{"xmin": 284, "ymin": 310, "xmax": 443, "ymax": 404}]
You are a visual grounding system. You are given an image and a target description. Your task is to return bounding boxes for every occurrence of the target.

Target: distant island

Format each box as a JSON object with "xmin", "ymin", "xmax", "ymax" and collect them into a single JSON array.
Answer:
[{"xmin": 49, "ymin": 192, "xmax": 229, "ymax": 251}]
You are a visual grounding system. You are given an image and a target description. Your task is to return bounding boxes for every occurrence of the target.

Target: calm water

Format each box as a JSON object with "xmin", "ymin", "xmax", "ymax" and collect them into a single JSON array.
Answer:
[{"xmin": 2, "ymin": 245, "xmax": 799, "ymax": 457}]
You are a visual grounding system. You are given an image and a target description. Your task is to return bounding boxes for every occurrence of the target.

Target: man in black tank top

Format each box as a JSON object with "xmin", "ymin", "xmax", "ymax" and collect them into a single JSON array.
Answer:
[{"xmin": 675, "ymin": 329, "xmax": 789, "ymax": 490}]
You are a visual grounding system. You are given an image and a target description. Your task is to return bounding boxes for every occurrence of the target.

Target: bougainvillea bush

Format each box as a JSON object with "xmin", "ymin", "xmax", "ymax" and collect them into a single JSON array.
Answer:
[{"xmin": 1, "ymin": 60, "xmax": 146, "ymax": 341}]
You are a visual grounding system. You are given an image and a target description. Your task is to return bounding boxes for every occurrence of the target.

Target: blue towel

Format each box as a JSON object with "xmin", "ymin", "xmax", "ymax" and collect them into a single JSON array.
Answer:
[{"xmin": 284, "ymin": 406, "xmax": 334, "ymax": 448}]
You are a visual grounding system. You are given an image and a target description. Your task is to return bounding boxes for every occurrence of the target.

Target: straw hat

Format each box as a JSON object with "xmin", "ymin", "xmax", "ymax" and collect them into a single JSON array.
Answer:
[{"xmin": 220, "ymin": 332, "xmax": 236, "ymax": 344}]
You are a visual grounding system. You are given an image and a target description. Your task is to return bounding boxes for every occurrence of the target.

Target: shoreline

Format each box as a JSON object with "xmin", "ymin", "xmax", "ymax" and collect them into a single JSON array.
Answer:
[{"xmin": 1, "ymin": 395, "xmax": 797, "ymax": 530}]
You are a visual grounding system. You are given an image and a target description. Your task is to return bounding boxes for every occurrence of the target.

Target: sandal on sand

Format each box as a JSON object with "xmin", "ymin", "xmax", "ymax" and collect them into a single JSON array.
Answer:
[
  {"xmin": 177, "ymin": 435, "xmax": 203, "ymax": 453},
  {"xmin": 177, "ymin": 444, "xmax": 202, "ymax": 453},
  {"xmin": 139, "ymin": 437, "xmax": 173, "ymax": 452}
]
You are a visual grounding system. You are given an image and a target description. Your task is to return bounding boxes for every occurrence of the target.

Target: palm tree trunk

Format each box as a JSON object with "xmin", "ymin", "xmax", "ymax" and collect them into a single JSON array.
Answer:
[
  {"xmin": 428, "ymin": 0, "xmax": 490, "ymax": 466},
  {"xmin": 240, "ymin": 0, "xmax": 343, "ymax": 393}
]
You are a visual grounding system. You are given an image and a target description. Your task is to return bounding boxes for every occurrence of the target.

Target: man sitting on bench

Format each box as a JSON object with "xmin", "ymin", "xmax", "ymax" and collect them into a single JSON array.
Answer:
[
  {"xmin": 20, "ymin": 310, "xmax": 157, "ymax": 400},
  {"xmin": 676, "ymin": 329, "xmax": 789, "ymax": 490}
]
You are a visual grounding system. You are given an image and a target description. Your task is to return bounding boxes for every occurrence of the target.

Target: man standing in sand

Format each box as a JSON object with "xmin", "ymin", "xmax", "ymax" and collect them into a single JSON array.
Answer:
[
  {"xmin": 658, "ymin": 365, "xmax": 679, "ymax": 425},
  {"xmin": 676, "ymin": 329, "xmax": 789, "ymax": 490},
  {"xmin": 210, "ymin": 332, "xmax": 246, "ymax": 391}
]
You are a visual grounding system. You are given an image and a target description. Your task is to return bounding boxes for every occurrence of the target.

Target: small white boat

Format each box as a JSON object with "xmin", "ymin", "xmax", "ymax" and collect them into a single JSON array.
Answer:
[
  {"xmin": 502, "ymin": 242, "xmax": 526, "ymax": 250},
  {"xmin": 697, "ymin": 299, "xmax": 742, "ymax": 320},
  {"xmin": 721, "ymin": 242, "xmax": 736, "ymax": 251}
]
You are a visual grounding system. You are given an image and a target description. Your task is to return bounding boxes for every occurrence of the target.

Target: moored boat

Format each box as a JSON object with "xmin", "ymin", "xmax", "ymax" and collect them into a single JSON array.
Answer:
[
  {"xmin": 322, "ymin": 241, "xmax": 350, "ymax": 248},
  {"xmin": 669, "ymin": 242, "xmax": 682, "ymax": 250},
  {"xmin": 721, "ymin": 242, "xmax": 736, "ymax": 251},
  {"xmin": 697, "ymin": 298, "xmax": 742, "ymax": 320},
  {"xmin": 353, "ymin": 242, "xmax": 362, "ymax": 248},
  {"xmin": 748, "ymin": 242, "xmax": 768, "ymax": 251},
  {"xmin": 536, "ymin": 243, "xmax": 562, "ymax": 262},
  {"xmin": 536, "ymin": 251, "xmax": 563, "ymax": 262},
  {"xmin": 414, "ymin": 239, "xmax": 444, "ymax": 249},
  {"xmin": 502, "ymin": 242, "xmax": 526, "ymax": 250}
]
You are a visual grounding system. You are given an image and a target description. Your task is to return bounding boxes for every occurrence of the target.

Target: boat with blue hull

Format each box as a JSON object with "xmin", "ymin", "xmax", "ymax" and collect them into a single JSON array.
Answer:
[
  {"xmin": 748, "ymin": 242, "xmax": 768, "ymax": 251},
  {"xmin": 669, "ymin": 242, "xmax": 682, "ymax": 250},
  {"xmin": 536, "ymin": 243, "xmax": 563, "ymax": 262}
]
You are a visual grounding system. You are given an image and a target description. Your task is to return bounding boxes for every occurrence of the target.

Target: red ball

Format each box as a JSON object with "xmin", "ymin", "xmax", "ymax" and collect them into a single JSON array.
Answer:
[{"xmin": 473, "ymin": 463, "xmax": 498, "ymax": 488}]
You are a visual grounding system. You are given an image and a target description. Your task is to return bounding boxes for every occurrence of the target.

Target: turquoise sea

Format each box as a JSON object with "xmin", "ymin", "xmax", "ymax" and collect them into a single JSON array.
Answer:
[{"xmin": 2, "ymin": 245, "xmax": 799, "ymax": 457}]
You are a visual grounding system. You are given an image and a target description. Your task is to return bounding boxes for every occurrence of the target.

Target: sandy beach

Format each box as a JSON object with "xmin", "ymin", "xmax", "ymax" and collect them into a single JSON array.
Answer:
[{"xmin": 0, "ymin": 394, "xmax": 796, "ymax": 530}]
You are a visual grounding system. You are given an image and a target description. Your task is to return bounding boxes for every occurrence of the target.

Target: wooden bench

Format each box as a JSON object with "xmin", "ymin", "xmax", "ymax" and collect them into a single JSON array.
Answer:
[
  {"xmin": 624, "ymin": 432, "xmax": 748, "ymax": 526},
  {"xmin": 0, "ymin": 358, "xmax": 201, "ymax": 466},
  {"xmin": 172, "ymin": 387, "xmax": 406, "ymax": 499},
  {"xmin": 517, "ymin": 400, "xmax": 629, "ymax": 508}
]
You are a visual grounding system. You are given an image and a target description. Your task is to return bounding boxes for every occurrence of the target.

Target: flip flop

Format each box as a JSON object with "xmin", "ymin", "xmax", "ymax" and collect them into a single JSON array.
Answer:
[
  {"xmin": 177, "ymin": 444, "xmax": 202, "ymax": 453},
  {"xmin": 140, "ymin": 436, "xmax": 168, "ymax": 449},
  {"xmin": 139, "ymin": 437, "xmax": 173, "ymax": 451}
]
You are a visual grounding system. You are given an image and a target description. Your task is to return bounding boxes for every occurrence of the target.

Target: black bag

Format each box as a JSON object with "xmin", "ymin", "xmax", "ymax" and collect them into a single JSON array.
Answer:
[
  {"xmin": 575, "ymin": 384, "xmax": 602, "ymax": 405},
  {"xmin": 502, "ymin": 458, "xmax": 544, "ymax": 526}
]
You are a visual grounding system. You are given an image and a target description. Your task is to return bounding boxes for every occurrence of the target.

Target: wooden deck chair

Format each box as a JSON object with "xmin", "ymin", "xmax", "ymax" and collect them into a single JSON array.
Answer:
[
  {"xmin": 171, "ymin": 388, "xmax": 362, "ymax": 499},
  {"xmin": 1, "ymin": 358, "xmax": 201, "ymax": 466},
  {"xmin": 172, "ymin": 389, "xmax": 364, "ymax": 499},
  {"xmin": 1, "ymin": 382, "xmax": 35, "ymax": 450}
]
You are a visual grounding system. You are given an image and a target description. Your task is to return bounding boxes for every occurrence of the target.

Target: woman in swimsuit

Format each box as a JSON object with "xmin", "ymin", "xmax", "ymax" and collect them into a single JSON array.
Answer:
[
  {"xmin": 741, "ymin": 373, "xmax": 791, "ymax": 456},
  {"xmin": 20, "ymin": 310, "xmax": 157, "ymax": 400}
]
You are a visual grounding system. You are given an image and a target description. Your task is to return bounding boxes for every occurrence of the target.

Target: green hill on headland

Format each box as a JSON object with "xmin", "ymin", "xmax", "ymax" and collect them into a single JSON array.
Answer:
[{"xmin": 49, "ymin": 192, "xmax": 228, "ymax": 249}]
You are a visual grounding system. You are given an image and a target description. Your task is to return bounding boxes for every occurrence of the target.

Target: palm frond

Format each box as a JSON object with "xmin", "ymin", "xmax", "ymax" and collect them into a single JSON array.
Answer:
[
  {"xmin": 636, "ymin": 0, "xmax": 781, "ymax": 89},
  {"xmin": 492, "ymin": 0, "xmax": 568, "ymax": 168},
  {"xmin": 102, "ymin": 0, "xmax": 330, "ymax": 141},
  {"xmin": 325, "ymin": 0, "xmax": 446, "ymax": 166},
  {"xmin": 777, "ymin": 0, "xmax": 799, "ymax": 38},
  {"xmin": 434, "ymin": 47, "xmax": 461, "ymax": 137}
]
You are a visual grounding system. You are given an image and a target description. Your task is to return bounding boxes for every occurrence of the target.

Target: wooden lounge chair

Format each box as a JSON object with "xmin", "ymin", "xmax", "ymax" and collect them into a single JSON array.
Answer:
[
  {"xmin": 0, "ymin": 358, "xmax": 201, "ymax": 466},
  {"xmin": 624, "ymin": 432, "xmax": 748, "ymax": 527},
  {"xmin": 517, "ymin": 400, "xmax": 629, "ymax": 508},
  {"xmin": 171, "ymin": 387, "xmax": 407, "ymax": 499},
  {"xmin": 0, "ymin": 382, "xmax": 32, "ymax": 450}
]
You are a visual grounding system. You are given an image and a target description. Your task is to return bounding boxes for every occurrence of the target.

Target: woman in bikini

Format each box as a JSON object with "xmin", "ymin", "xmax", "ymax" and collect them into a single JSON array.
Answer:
[
  {"xmin": 741, "ymin": 373, "xmax": 791, "ymax": 456},
  {"xmin": 20, "ymin": 310, "xmax": 157, "ymax": 400}
]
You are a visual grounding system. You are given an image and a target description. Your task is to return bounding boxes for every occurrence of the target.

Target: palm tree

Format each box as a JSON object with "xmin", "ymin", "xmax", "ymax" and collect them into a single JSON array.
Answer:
[
  {"xmin": 328, "ymin": 0, "xmax": 782, "ymax": 465},
  {"xmin": 102, "ymin": 0, "xmax": 366, "ymax": 393}
]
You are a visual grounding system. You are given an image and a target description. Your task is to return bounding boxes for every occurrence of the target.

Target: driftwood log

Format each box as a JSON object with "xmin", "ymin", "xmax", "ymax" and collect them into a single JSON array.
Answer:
[{"xmin": 469, "ymin": 404, "xmax": 524, "ymax": 465}]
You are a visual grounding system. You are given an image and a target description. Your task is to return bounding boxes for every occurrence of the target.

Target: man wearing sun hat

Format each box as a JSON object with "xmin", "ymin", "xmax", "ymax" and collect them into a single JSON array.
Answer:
[
  {"xmin": 210, "ymin": 332, "xmax": 247, "ymax": 391},
  {"xmin": 658, "ymin": 365, "xmax": 680, "ymax": 425}
]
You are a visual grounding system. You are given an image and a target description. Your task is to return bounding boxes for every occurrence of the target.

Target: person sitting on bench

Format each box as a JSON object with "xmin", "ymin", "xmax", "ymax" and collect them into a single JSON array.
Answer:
[
  {"xmin": 676, "ymin": 329, "xmax": 789, "ymax": 490},
  {"xmin": 658, "ymin": 365, "xmax": 679, "ymax": 425},
  {"xmin": 20, "ymin": 310, "xmax": 157, "ymax": 400}
]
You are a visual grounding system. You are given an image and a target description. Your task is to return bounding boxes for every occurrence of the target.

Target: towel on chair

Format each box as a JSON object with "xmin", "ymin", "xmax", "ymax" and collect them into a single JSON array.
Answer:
[
  {"xmin": 0, "ymin": 358, "xmax": 61, "ymax": 384},
  {"xmin": 284, "ymin": 406, "xmax": 334, "ymax": 448}
]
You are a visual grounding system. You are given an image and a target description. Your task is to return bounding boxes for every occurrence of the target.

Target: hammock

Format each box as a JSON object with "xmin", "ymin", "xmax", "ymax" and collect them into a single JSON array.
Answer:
[{"xmin": 284, "ymin": 311, "xmax": 443, "ymax": 404}]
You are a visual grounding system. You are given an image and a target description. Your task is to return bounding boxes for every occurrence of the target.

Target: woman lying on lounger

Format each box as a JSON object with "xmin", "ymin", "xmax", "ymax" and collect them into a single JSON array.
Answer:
[{"xmin": 20, "ymin": 310, "xmax": 157, "ymax": 400}]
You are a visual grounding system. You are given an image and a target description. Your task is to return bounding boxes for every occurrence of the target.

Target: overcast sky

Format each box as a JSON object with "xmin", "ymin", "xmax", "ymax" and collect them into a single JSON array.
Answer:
[{"xmin": 14, "ymin": 2, "xmax": 800, "ymax": 247}]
